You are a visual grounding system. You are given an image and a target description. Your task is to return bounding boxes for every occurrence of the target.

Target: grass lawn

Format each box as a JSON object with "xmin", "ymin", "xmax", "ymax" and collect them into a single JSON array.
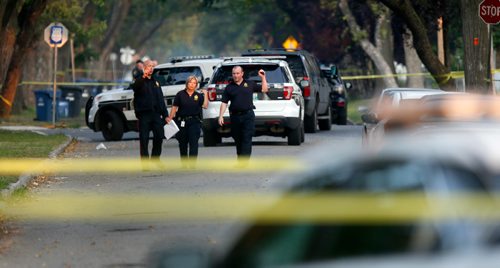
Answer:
[
  {"xmin": 0, "ymin": 130, "xmax": 67, "ymax": 190},
  {"xmin": 0, "ymin": 106, "xmax": 85, "ymax": 129}
]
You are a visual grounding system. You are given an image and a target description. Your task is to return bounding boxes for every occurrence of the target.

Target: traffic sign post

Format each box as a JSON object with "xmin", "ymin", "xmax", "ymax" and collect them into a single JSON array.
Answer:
[
  {"xmin": 479, "ymin": 0, "xmax": 500, "ymax": 24},
  {"xmin": 44, "ymin": 23, "xmax": 68, "ymax": 127}
]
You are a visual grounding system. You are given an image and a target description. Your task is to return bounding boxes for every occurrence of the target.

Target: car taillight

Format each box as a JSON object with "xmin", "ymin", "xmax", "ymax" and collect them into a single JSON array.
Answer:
[
  {"xmin": 283, "ymin": 86, "xmax": 293, "ymax": 100},
  {"xmin": 302, "ymin": 77, "xmax": 310, "ymax": 97},
  {"xmin": 208, "ymin": 87, "xmax": 216, "ymax": 101}
]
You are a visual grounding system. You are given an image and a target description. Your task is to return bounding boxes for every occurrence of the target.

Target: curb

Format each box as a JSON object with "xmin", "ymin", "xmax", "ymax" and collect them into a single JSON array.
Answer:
[{"xmin": 1, "ymin": 134, "xmax": 75, "ymax": 198}]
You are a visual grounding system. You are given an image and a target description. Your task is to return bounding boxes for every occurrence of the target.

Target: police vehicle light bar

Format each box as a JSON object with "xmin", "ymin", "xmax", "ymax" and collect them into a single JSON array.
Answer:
[
  {"xmin": 223, "ymin": 56, "xmax": 287, "ymax": 62},
  {"xmin": 169, "ymin": 55, "xmax": 215, "ymax": 63}
]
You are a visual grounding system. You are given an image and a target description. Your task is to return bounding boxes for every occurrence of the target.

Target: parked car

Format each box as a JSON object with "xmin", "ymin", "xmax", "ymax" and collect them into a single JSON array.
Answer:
[
  {"xmin": 242, "ymin": 49, "xmax": 332, "ymax": 132},
  {"xmin": 85, "ymin": 56, "xmax": 222, "ymax": 141},
  {"xmin": 202, "ymin": 57, "xmax": 305, "ymax": 146},
  {"xmin": 321, "ymin": 65, "xmax": 352, "ymax": 125},
  {"xmin": 359, "ymin": 87, "xmax": 446, "ymax": 145},
  {"xmin": 149, "ymin": 124, "xmax": 500, "ymax": 268}
]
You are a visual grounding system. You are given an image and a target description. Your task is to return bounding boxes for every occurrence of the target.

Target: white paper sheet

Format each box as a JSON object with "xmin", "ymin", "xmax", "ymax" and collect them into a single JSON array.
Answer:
[{"xmin": 163, "ymin": 120, "xmax": 179, "ymax": 140}]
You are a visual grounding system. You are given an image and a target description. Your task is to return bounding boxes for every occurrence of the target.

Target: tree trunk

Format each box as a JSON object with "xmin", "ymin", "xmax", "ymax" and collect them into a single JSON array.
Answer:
[
  {"xmin": 96, "ymin": 0, "xmax": 131, "ymax": 80},
  {"xmin": 461, "ymin": 0, "xmax": 491, "ymax": 94},
  {"xmin": 374, "ymin": 10, "xmax": 396, "ymax": 89},
  {"xmin": 403, "ymin": 28, "xmax": 425, "ymax": 88},
  {"xmin": 0, "ymin": 0, "xmax": 21, "ymax": 83},
  {"xmin": 0, "ymin": 0, "xmax": 48, "ymax": 118},
  {"xmin": 339, "ymin": 0, "xmax": 398, "ymax": 89},
  {"xmin": 378, "ymin": 0, "xmax": 456, "ymax": 91}
]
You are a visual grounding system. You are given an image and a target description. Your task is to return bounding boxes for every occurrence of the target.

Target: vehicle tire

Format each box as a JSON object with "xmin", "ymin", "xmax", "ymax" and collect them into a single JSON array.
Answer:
[
  {"xmin": 101, "ymin": 110, "xmax": 124, "ymax": 141},
  {"xmin": 337, "ymin": 115, "xmax": 347, "ymax": 125},
  {"xmin": 203, "ymin": 130, "xmax": 218, "ymax": 147},
  {"xmin": 287, "ymin": 126, "xmax": 301, "ymax": 146},
  {"xmin": 85, "ymin": 97, "xmax": 93, "ymax": 127},
  {"xmin": 336, "ymin": 106, "xmax": 347, "ymax": 125},
  {"xmin": 318, "ymin": 106, "xmax": 332, "ymax": 130},
  {"xmin": 304, "ymin": 109, "xmax": 318, "ymax": 133}
]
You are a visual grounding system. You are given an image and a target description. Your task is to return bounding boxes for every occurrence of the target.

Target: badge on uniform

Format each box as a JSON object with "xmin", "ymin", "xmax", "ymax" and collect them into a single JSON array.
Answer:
[
  {"xmin": 194, "ymin": 95, "xmax": 199, "ymax": 101},
  {"xmin": 156, "ymin": 81, "xmax": 160, "ymax": 87},
  {"xmin": 180, "ymin": 121, "xmax": 185, "ymax": 127},
  {"xmin": 244, "ymin": 83, "xmax": 248, "ymax": 87}
]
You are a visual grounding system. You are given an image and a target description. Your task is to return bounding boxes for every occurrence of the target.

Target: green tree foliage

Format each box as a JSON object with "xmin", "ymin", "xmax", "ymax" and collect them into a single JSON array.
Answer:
[{"xmin": 41, "ymin": 0, "xmax": 107, "ymax": 65}]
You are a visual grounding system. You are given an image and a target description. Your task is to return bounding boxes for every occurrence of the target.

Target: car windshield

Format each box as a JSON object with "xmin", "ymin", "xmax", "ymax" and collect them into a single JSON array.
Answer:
[
  {"xmin": 153, "ymin": 66, "xmax": 203, "ymax": 86},
  {"xmin": 212, "ymin": 64, "xmax": 288, "ymax": 84}
]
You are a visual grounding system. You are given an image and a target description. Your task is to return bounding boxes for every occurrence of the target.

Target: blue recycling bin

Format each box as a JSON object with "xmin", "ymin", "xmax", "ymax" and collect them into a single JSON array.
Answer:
[{"xmin": 34, "ymin": 89, "xmax": 68, "ymax": 121}]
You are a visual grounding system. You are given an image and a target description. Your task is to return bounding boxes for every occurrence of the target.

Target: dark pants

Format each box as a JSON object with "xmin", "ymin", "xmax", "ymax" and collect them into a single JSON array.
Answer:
[
  {"xmin": 136, "ymin": 111, "xmax": 164, "ymax": 159},
  {"xmin": 175, "ymin": 118, "xmax": 201, "ymax": 160},
  {"xmin": 230, "ymin": 110, "xmax": 255, "ymax": 158}
]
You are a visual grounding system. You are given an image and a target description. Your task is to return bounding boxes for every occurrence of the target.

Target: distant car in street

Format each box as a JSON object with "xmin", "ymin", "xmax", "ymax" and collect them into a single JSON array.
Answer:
[
  {"xmin": 242, "ymin": 48, "xmax": 333, "ymax": 133},
  {"xmin": 359, "ymin": 87, "xmax": 446, "ymax": 145},
  {"xmin": 321, "ymin": 65, "xmax": 351, "ymax": 125}
]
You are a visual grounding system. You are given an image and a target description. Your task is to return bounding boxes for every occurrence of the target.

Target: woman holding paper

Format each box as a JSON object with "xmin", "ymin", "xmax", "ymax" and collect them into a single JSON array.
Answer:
[{"xmin": 166, "ymin": 76, "xmax": 208, "ymax": 167}]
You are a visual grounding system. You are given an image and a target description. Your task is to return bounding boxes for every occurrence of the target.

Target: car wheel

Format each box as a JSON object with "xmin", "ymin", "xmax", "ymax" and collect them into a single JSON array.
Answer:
[
  {"xmin": 318, "ymin": 106, "xmax": 332, "ymax": 130},
  {"xmin": 101, "ymin": 110, "xmax": 124, "ymax": 141},
  {"xmin": 287, "ymin": 126, "xmax": 301, "ymax": 146},
  {"xmin": 304, "ymin": 109, "xmax": 318, "ymax": 133},
  {"xmin": 337, "ymin": 115, "xmax": 347, "ymax": 125},
  {"xmin": 203, "ymin": 129, "xmax": 218, "ymax": 147},
  {"xmin": 336, "ymin": 106, "xmax": 347, "ymax": 125}
]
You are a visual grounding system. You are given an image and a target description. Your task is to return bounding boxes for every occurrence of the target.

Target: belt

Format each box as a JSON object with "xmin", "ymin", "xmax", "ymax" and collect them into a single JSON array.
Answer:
[
  {"xmin": 230, "ymin": 110, "xmax": 251, "ymax": 116},
  {"xmin": 176, "ymin": 115, "xmax": 200, "ymax": 120}
]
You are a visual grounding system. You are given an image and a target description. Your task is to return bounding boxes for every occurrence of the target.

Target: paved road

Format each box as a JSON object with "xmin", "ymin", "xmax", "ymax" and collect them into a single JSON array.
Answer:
[{"xmin": 1, "ymin": 125, "xmax": 362, "ymax": 267}]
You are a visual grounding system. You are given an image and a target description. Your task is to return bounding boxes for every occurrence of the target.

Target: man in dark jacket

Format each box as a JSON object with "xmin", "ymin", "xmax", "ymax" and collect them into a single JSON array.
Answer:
[
  {"xmin": 131, "ymin": 60, "xmax": 144, "ymax": 80},
  {"xmin": 131, "ymin": 60, "xmax": 168, "ymax": 164}
]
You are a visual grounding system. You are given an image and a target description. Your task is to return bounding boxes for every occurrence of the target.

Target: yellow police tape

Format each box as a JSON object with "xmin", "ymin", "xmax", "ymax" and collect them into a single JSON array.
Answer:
[
  {"xmin": 3, "ymin": 193, "xmax": 500, "ymax": 223},
  {"xmin": 342, "ymin": 71, "xmax": 466, "ymax": 81},
  {"xmin": 7, "ymin": 69, "xmax": 500, "ymax": 86},
  {"xmin": 19, "ymin": 81, "xmax": 129, "ymax": 86},
  {"xmin": 0, "ymin": 157, "xmax": 304, "ymax": 175}
]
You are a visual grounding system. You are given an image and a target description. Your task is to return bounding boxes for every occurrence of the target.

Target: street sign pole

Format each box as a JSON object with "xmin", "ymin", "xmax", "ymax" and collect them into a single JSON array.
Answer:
[
  {"xmin": 52, "ymin": 46, "xmax": 58, "ymax": 126},
  {"xmin": 44, "ymin": 22, "xmax": 68, "ymax": 127}
]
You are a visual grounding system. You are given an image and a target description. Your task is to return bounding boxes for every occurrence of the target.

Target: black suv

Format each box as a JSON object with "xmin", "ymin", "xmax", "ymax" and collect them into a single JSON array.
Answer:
[
  {"xmin": 242, "ymin": 49, "xmax": 332, "ymax": 133},
  {"xmin": 321, "ymin": 65, "xmax": 351, "ymax": 125}
]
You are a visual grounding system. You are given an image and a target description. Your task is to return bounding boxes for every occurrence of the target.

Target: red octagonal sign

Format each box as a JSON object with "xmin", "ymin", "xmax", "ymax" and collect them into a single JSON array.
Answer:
[{"xmin": 479, "ymin": 0, "xmax": 500, "ymax": 24}]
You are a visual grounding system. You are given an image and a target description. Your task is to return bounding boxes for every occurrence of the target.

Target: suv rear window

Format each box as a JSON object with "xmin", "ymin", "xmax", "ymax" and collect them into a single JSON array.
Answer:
[
  {"xmin": 212, "ymin": 64, "xmax": 289, "ymax": 84},
  {"xmin": 153, "ymin": 67, "xmax": 203, "ymax": 86},
  {"xmin": 284, "ymin": 55, "xmax": 307, "ymax": 79}
]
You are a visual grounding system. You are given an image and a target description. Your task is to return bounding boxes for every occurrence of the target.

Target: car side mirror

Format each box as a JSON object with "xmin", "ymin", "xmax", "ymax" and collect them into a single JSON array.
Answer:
[
  {"xmin": 361, "ymin": 112, "xmax": 379, "ymax": 124},
  {"xmin": 345, "ymin": 82, "xmax": 352, "ymax": 90},
  {"xmin": 299, "ymin": 79, "xmax": 310, "ymax": 88}
]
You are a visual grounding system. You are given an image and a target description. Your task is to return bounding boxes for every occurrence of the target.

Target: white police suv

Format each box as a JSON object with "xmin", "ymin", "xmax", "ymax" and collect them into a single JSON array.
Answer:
[
  {"xmin": 86, "ymin": 56, "xmax": 223, "ymax": 141},
  {"xmin": 202, "ymin": 57, "xmax": 305, "ymax": 146}
]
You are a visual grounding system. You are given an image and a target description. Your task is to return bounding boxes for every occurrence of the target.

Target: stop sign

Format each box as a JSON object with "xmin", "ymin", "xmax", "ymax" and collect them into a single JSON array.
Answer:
[{"xmin": 479, "ymin": 0, "xmax": 500, "ymax": 24}]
